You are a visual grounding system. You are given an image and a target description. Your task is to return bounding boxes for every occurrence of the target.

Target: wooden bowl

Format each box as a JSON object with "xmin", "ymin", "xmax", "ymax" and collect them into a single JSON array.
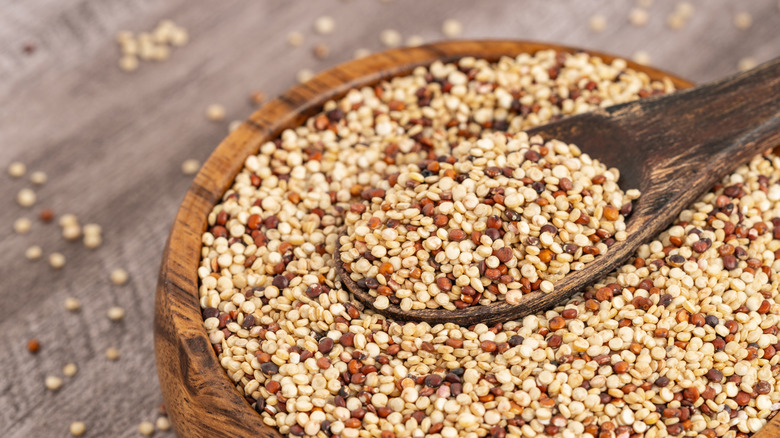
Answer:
[{"xmin": 155, "ymin": 40, "xmax": 778, "ymax": 437}]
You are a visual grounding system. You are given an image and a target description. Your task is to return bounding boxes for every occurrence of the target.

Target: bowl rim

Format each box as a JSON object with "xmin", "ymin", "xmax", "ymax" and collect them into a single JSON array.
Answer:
[{"xmin": 154, "ymin": 39, "xmax": 693, "ymax": 437}]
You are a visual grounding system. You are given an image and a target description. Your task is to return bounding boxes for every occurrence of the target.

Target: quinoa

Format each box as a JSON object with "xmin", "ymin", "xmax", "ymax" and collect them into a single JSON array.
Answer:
[
  {"xmin": 198, "ymin": 50, "xmax": 780, "ymax": 437},
  {"xmin": 339, "ymin": 132, "xmax": 636, "ymax": 311}
]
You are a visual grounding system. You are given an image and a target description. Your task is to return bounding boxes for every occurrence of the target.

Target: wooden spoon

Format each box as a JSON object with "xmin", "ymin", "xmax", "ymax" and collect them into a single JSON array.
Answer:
[{"xmin": 337, "ymin": 57, "xmax": 780, "ymax": 326}]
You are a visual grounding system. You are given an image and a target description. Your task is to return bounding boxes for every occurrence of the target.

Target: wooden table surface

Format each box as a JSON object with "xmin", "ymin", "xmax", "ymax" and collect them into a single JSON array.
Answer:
[{"xmin": 1, "ymin": 1, "xmax": 779, "ymax": 436}]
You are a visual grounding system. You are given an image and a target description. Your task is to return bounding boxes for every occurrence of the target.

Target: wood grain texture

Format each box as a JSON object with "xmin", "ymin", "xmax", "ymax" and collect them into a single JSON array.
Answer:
[{"xmin": 2, "ymin": 1, "xmax": 780, "ymax": 437}]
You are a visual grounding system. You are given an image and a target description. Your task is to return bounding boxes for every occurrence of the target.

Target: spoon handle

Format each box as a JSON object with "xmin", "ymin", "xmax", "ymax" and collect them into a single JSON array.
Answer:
[{"xmin": 616, "ymin": 57, "xmax": 780, "ymax": 188}]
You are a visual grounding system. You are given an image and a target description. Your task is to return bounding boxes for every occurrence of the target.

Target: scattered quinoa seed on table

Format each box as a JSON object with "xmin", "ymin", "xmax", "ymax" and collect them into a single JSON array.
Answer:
[
  {"xmin": 138, "ymin": 421, "xmax": 155, "ymax": 436},
  {"xmin": 105, "ymin": 347, "xmax": 120, "ymax": 361},
  {"xmin": 441, "ymin": 19, "xmax": 463, "ymax": 38},
  {"xmin": 8, "ymin": 161, "xmax": 26, "ymax": 178},
  {"xmin": 589, "ymin": 15, "xmax": 607, "ymax": 32},
  {"xmin": 17, "ymin": 188, "xmax": 36, "ymax": 207},
  {"xmin": 65, "ymin": 297, "xmax": 81, "ymax": 311},
  {"xmin": 25, "ymin": 245, "xmax": 42, "ymax": 260},
  {"xmin": 313, "ymin": 43, "xmax": 330, "ymax": 60},
  {"xmin": 62, "ymin": 223, "xmax": 82, "ymax": 241},
  {"xmin": 181, "ymin": 158, "xmax": 201, "ymax": 175},
  {"xmin": 116, "ymin": 19, "xmax": 188, "ymax": 72},
  {"xmin": 379, "ymin": 29, "xmax": 402, "ymax": 48},
  {"xmin": 314, "ymin": 16, "xmax": 335, "ymax": 35},
  {"xmin": 405, "ymin": 35, "xmax": 424, "ymax": 47},
  {"xmin": 206, "ymin": 104, "xmax": 226, "ymax": 121},
  {"xmin": 632, "ymin": 50, "xmax": 652, "ymax": 66},
  {"xmin": 734, "ymin": 11, "xmax": 753, "ymax": 29},
  {"xmin": 676, "ymin": 1, "xmax": 695, "ymax": 19},
  {"xmin": 27, "ymin": 338, "xmax": 40, "ymax": 354},
  {"xmin": 110, "ymin": 268, "xmax": 129, "ymax": 285},
  {"xmin": 45, "ymin": 375, "xmax": 63, "ymax": 391},
  {"xmin": 287, "ymin": 31, "xmax": 304, "ymax": 47},
  {"xmin": 14, "ymin": 217, "xmax": 31, "ymax": 234},
  {"xmin": 353, "ymin": 48, "xmax": 371, "ymax": 59},
  {"xmin": 739, "ymin": 57, "xmax": 758, "ymax": 72},
  {"xmin": 107, "ymin": 306, "xmax": 125, "ymax": 322},
  {"xmin": 155, "ymin": 416, "xmax": 171, "ymax": 431},
  {"xmin": 629, "ymin": 7, "xmax": 649, "ymax": 27},
  {"xmin": 49, "ymin": 252, "xmax": 65, "ymax": 269},
  {"xmin": 63, "ymin": 363, "xmax": 78, "ymax": 377},
  {"xmin": 296, "ymin": 68, "xmax": 314, "ymax": 83},
  {"xmin": 249, "ymin": 90, "xmax": 266, "ymax": 106},
  {"xmin": 39, "ymin": 208, "xmax": 54, "ymax": 222},
  {"xmin": 69, "ymin": 421, "xmax": 86, "ymax": 436},
  {"xmin": 59, "ymin": 214, "xmax": 78, "ymax": 227},
  {"xmin": 30, "ymin": 170, "xmax": 47, "ymax": 185}
]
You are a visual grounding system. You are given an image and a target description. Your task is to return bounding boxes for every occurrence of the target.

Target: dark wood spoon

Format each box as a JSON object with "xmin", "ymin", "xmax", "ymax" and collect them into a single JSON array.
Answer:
[{"xmin": 337, "ymin": 57, "xmax": 780, "ymax": 326}]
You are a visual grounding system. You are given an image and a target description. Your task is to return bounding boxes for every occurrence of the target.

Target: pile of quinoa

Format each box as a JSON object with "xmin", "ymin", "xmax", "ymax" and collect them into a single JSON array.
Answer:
[
  {"xmin": 339, "ymin": 131, "xmax": 636, "ymax": 311},
  {"xmin": 198, "ymin": 50, "xmax": 780, "ymax": 438}
]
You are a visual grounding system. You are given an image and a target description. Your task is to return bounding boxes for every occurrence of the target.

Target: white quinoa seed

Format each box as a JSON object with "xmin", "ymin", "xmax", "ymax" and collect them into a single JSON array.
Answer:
[
  {"xmin": 353, "ymin": 48, "xmax": 371, "ymax": 59},
  {"xmin": 64, "ymin": 297, "xmax": 81, "ymax": 311},
  {"xmin": 69, "ymin": 421, "xmax": 86, "ymax": 436},
  {"xmin": 83, "ymin": 223, "xmax": 102, "ymax": 236},
  {"xmin": 296, "ymin": 68, "xmax": 314, "ymax": 83},
  {"xmin": 25, "ymin": 245, "xmax": 43, "ymax": 260},
  {"xmin": 62, "ymin": 224, "xmax": 82, "ymax": 241},
  {"xmin": 675, "ymin": 1, "xmax": 694, "ymax": 18},
  {"xmin": 45, "ymin": 375, "xmax": 63, "ymax": 391},
  {"xmin": 379, "ymin": 29, "xmax": 402, "ymax": 47},
  {"xmin": 666, "ymin": 13, "xmax": 687, "ymax": 30},
  {"xmin": 441, "ymin": 19, "xmax": 463, "ymax": 38},
  {"xmin": 29, "ymin": 170, "xmax": 47, "ymax": 185},
  {"xmin": 138, "ymin": 421, "xmax": 155, "ymax": 436},
  {"xmin": 63, "ymin": 363, "xmax": 78, "ymax": 377},
  {"xmin": 119, "ymin": 55, "xmax": 139, "ymax": 72},
  {"xmin": 632, "ymin": 50, "xmax": 652, "ymax": 65},
  {"xmin": 17, "ymin": 188, "xmax": 36, "ymax": 207},
  {"xmin": 589, "ymin": 15, "xmax": 607, "ymax": 32},
  {"xmin": 49, "ymin": 252, "xmax": 65, "ymax": 269},
  {"xmin": 8, "ymin": 161, "xmax": 26, "ymax": 178},
  {"xmin": 629, "ymin": 7, "xmax": 649, "ymax": 26},
  {"xmin": 169, "ymin": 27, "xmax": 188, "ymax": 47},
  {"xmin": 228, "ymin": 120, "xmax": 242, "ymax": 133},
  {"xmin": 83, "ymin": 234, "xmax": 103, "ymax": 249},
  {"xmin": 116, "ymin": 30, "xmax": 133, "ymax": 43},
  {"xmin": 14, "ymin": 217, "xmax": 32, "ymax": 234},
  {"xmin": 105, "ymin": 347, "xmax": 120, "ymax": 361},
  {"xmin": 181, "ymin": 158, "xmax": 201, "ymax": 175},
  {"xmin": 110, "ymin": 268, "xmax": 129, "ymax": 285},
  {"xmin": 59, "ymin": 214, "xmax": 78, "ymax": 228},
  {"xmin": 107, "ymin": 306, "xmax": 125, "ymax": 321},
  {"xmin": 314, "ymin": 16, "xmax": 335, "ymax": 35},
  {"xmin": 734, "ymin": 11, "xmax": 753, "ymax": 29},
  {"xmin": 738, "ymin": 57, "xmax": 758, "ymax": 72},
  {"xmin": 405, "ymin": 35, "xmax": 424, "ymax": 47},
  {"xmin": 155, "ymin": 417, "xmax": 170, "ymax": 431},
  {"xmin": 206, "ymin": 104, "xmax": 226, "ymax": 121},
  {"xmin": 287, "ymin": 31, "xmax": 304, "ymax": 47}
]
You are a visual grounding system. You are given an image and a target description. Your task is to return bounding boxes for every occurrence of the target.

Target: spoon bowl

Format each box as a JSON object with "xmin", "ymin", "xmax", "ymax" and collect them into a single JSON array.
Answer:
[{"xmin": 338, "ymin": 57, "xmax": 780, "ymax": 326}]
